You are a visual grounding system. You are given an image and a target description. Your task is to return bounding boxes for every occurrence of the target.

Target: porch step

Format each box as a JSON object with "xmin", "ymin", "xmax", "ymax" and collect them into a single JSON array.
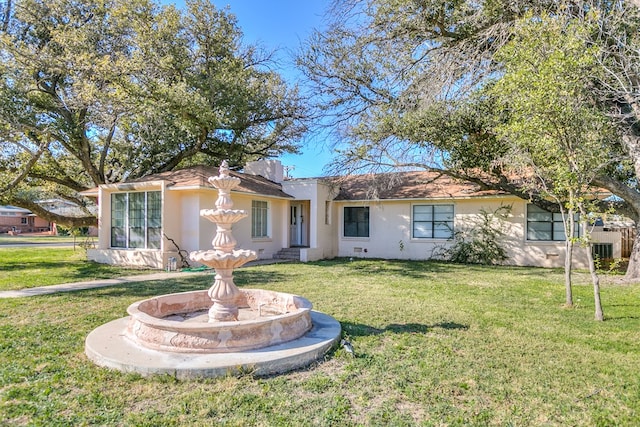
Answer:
[{"xmin": 273, "ymin": 247, "xmax": 301, "ymax": 261}]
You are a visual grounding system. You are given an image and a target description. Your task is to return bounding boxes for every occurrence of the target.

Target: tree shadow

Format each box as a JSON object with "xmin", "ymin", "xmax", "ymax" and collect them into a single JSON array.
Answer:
[
  {"xmin": 70, "ymin": 270, "xmax": 290, "ymax": 299},
  {"xmin": 606, "ymin": 316, "xmax": 640, "ymax": 321},
  {"xmin": 306, "ymin": 257, "xmax": 538, "ymax": 280},
  {"xmin": 340, "ymin": 320, "xmax": 469, "ymax": 338},
  {"xmin": 334, "ymin": 320, "xmax": 470, "ymax": 360}
]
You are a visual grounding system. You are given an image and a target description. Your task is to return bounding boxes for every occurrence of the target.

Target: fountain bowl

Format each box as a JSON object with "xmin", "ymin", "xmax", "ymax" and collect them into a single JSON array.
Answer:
[
  {"xmin": 84, "ymin": 161, "xmax": 341, "ymax": 378},
  {"xmin": 125, "ymin": 289, "xmax": 313, "ymax": 353}
]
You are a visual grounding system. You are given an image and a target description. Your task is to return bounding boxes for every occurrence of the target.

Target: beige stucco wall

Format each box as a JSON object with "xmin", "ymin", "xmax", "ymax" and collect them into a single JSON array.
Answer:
[
  {"xmin": 87, "ymin": 248, "xmax": 165, "ymax": 269},
  {"xmin": 88, "ymin": 182, "xmax": 291, "ymax": 269},
  {"xmin": 333, "ymin": 196, "xmax": 608, "ymax": 269},
  {"xmin": 210, "ymin": 192, "xmax": 289, "ymax": 261},
  {"xmin": 282, "ymin": 179, "xmax": 339, "ymax": 261},
  {"xmin": 88, "ymin": 175, "xmax": 624, "ymax": 270}
]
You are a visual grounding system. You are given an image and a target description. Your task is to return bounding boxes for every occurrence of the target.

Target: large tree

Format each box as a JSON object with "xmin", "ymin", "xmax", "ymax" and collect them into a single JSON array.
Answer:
[
  {"xmin": 299, "ymin": 0, "xmax": 640, "ymax": 279},
  {"xmin": 0, "ymin": 0, "xmax": 307, "ymax": 226}
]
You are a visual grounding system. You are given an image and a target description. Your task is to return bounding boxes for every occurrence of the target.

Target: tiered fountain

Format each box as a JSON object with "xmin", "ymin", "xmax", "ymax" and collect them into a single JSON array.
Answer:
[{"xmin": 85, "ymin": 162, "xmax": 340, "ymax": 378}]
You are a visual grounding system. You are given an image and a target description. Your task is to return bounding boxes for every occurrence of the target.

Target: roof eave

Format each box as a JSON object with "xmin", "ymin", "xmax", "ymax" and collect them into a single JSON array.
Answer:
[{"xmin": 333, "ymin": 194, "xmax": 514, "ymax": 202}]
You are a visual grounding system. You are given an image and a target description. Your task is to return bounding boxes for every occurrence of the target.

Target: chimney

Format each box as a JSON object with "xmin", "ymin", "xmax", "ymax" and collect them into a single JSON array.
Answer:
[{"xmin": 244, "ymin": 159, "xmax": 284, "ymax": 183}]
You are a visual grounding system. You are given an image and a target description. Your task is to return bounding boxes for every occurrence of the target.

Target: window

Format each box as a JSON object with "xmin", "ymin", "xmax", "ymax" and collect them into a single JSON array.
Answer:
[
  {"xmin": 325, "ymin": 201, "xmax": 332, "ymax": 225},
  {"xmin": 344, "ymin": 207, "xmax": 369, "ymax": 237},
  {"xmin": 252, "ymin": 200, "xmax": 269, "ymax": 238},
  {"xmin": 110, "ymin": 191, "xmax": 162, "ymax": 249},
  {"xmin": 526, "ymin": 204, "xmax": 579, "ymax": 241},
  {"xmin": 147, "ymin": 192, "xmax": 162, "ymax": 249},
  {"xmin": 412, "ymin": 204, "xmax": 454, "ymax": 239},
  {"xmin": 20, "ymin": 217, "xmax": 27, "ymax": 224}
]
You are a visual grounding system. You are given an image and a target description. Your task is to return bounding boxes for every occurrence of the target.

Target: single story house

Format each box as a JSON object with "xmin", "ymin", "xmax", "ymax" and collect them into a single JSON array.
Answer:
[
  {"xmin": 0, "ymin": 205, "xmax": 51, "ymax": 234},
  {"xmin": 86, "ymin": 160, "xmax": 624, "ymax": 270}
]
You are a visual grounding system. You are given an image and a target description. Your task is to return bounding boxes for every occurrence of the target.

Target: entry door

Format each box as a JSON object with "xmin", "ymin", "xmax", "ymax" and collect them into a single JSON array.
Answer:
[{"xmin": 289, "ymin": 204, "xmax": 303, "ymax": 246}]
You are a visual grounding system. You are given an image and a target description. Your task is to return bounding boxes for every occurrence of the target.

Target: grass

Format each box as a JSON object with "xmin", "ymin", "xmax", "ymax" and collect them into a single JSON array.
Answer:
[
  {"xmin": 1, "ymin": 257, "xmax": 639, "ymax": 425},
  {"xmin": 0, "ymin": 247, "xmax": 150, "ymax": 290}
]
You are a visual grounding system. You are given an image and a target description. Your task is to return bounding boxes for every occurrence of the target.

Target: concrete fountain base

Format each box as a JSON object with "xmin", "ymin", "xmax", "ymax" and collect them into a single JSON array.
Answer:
[
  {"xmin": 85, "ymin": 310, "xmax": 341, "ymax": 379},
  {"xmin": 85, "ymin": 163, "xmax": 341, "ymax": 379}
]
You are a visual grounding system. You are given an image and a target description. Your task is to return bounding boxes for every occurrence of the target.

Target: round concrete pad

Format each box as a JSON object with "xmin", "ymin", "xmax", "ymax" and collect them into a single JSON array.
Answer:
[{"xmin": 85, "ymin": 311, "xmax": 341, "ymax": 379}]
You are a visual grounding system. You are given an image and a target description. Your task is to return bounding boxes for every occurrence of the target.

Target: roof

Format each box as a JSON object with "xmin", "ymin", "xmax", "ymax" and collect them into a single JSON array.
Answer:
[
  {"xmin": 329, "ymin": 171, "xmax": 507, "ymax": 201},
  {"xmin": 123, "ymin": 165, "xmax": 293, "ymax": 199},
  {"xmin": 0, "ymin": 205, "xmax": 31, "ymax": 215}
]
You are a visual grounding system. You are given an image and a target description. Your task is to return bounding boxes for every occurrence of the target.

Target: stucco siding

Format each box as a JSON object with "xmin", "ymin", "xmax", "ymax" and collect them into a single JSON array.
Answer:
[
  {"xmin": 334, "ymin": 197, "xmax": 598, "ymax": 268},
  {"xmin": 87, "ymin": 164, "xmax": 623, "ymax": 270},
  {"xmin": 213, "ymin": 192, "xmax": 289, "ymax": 260},
  {"xmin": 282, "ymin": 179, "xmax": 340, "ymax": 260}
]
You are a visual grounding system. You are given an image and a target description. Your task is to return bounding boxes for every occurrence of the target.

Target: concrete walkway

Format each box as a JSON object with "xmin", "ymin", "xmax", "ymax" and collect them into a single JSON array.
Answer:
[
  {"xmin": 0, "ymin": 271, "xmax": 210, "ymax": 298},
  {"xmin": 0, "ymin": 259, "xmax": 289, "ymax": 299}
]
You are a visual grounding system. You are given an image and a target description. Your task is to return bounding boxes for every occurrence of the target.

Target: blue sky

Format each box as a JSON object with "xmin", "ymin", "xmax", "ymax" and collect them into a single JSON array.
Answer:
[{"xmin": 162, "ymin": 0, "xmax": 335, "ymax": 178}]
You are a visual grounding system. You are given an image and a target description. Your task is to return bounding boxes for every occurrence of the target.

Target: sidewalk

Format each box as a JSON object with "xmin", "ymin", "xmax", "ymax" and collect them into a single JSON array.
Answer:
[
  {"xmin": 0, "ymin": 259, "xmax": 288, "ymax": 298},
  {"xmin": 0, "ymin": 271, "xmax": 210, "ymax": 298}
]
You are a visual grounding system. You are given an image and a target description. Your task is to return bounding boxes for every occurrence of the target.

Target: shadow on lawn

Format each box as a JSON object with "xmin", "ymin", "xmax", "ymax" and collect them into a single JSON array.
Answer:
[
  {"xmin": 340, "ymin": 320, "xmax": 469, "ymax": 338},
  {"xmin": 72, "ymin": 269, "xmax": 290, "ymax": 299},
  {"xmin": 308, "ymin": 257, "xmax": 542, "ymax": 280}
]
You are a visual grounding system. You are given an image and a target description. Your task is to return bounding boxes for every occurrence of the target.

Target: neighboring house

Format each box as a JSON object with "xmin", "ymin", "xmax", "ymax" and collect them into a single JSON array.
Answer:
[
  {"xmin": 86, "ymin": 160, "xmax": 625, "ymax": 270},
  {"xmin": 0, "ymin": 205, "xmax": 51, "ymax": 234},
  {"xmin": 37, "ymin": 199, "xmax": 98, "ymax": 236}
]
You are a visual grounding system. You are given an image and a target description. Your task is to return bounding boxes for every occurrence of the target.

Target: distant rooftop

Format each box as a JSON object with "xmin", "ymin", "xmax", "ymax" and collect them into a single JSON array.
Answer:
[{"xmin": 0, "ymin": 205, "xmax": 31, "ymax": 214}]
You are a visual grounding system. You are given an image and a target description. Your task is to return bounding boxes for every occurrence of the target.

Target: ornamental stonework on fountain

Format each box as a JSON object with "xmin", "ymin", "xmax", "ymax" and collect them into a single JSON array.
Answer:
[
  {"xmin": 190, "ymin": 160, "xmax": 259, "ymax": 322},
  {"xmin": 85, "ymin": 161, "xmax": 341, "ymax": 378}
]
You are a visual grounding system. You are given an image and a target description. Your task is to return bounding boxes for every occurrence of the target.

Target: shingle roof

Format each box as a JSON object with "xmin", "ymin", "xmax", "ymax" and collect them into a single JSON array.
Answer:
[
  {"xmin": 329, "ymin": 171, "xmax": 507, "ymax": 201},
  {"xmin": 125, "ymin": 165, "xmax": 293, "ymax": 199}
]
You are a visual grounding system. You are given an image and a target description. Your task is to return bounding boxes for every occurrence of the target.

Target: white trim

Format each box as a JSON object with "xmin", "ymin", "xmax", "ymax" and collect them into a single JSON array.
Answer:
[
  {"xmin": 251, "ymin": 199, "xmax": 270, "ymax": 239},
  {"xmin": 102, "ymin": 181, "xmax": 164, "ymax": 191},
  {"xmin": 334, "ymin": 194, "xmax": 514, "ymax": 203}
]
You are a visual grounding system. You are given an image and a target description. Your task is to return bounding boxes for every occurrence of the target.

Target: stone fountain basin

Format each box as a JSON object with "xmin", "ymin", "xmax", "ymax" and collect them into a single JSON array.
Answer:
[{"xmin": 126, "ymin": 289, "xmax": 313, "ymax": 354}]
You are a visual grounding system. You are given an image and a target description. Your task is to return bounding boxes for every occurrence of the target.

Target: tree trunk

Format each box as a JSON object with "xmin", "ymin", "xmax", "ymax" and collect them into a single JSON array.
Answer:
[
  {"xmin": 562, "ymin": 207, "xmax": 577, "ymax": 307},
  {"xmin": 564, "ymin": 238, "xmax": 574, "ymax": 307},
  {"xmin": 584, "ymin": 242, "xmax": 604, "ymax": 321},
  {"xmin": 625, "ymin": 222, "xmax": 640, "ymax": 280},
  {"xmin": 621, "ymin": 126, "xmax": 640, "ymax": 280}
]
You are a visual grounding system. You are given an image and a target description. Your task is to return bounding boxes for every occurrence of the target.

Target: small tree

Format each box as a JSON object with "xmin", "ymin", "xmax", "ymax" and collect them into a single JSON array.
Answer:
[{"xmin": 487, "ymin": 13, "xmax": 618, "ymax": 319}]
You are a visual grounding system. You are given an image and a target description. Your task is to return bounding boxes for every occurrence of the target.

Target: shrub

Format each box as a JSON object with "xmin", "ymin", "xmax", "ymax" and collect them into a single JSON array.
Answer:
[{"xmin": 444, "ymin": 205, "xmax": 512, "ymax": 265}]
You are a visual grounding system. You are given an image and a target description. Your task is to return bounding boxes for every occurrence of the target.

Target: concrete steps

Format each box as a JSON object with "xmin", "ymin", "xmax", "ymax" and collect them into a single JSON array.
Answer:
[{"xmin": 273, "ymin": 247, "xmax": 302, "ymax": 261}]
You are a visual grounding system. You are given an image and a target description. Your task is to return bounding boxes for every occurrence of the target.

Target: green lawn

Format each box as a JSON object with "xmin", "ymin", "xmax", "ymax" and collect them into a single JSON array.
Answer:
[
  {"xmin": 1, "ymin": 258, "xmax": 639, "ymax": 425},
  {"xmin": 0, "ymin": 247, "xmax": 150, "ymax": 290}
]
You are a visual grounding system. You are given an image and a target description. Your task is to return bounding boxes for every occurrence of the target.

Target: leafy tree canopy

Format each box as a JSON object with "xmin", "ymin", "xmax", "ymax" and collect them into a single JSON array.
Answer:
[
  {"xmin": 299, "ymin": 0, "xmax": 638, "ymax": 199},
  {"xmin": 300, "ymin": 0, "xmax": 640, "ymax": 278},
  {"xmin": 0, "ymin": 0, "xmax": 307, "ymax": 225}
]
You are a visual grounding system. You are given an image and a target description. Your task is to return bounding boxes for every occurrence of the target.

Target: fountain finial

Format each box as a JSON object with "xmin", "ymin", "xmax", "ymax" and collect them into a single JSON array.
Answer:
[{"xmin": 219, "ymin": 160, "xmax": 230, "ymax": 177}]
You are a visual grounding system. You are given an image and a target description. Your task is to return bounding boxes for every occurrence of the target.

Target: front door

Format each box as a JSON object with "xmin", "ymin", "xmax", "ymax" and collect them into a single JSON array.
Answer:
[{"xmin": 289, "ymin": 204, "xmax": 303, "ymax": 246}]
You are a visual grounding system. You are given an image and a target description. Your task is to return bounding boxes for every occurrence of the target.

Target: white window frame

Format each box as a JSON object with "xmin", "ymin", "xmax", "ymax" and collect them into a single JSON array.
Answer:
[
  {"xmin": 412, "ymin": 204, "xmax": 454, "ymax": 240},
  {"xmin": 251, "ymin": 200, "xmax": 270, "ymax": 239},
  {"xmin": 110, "ymin": 191, "xmax": 162, "ymax": 249}
]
